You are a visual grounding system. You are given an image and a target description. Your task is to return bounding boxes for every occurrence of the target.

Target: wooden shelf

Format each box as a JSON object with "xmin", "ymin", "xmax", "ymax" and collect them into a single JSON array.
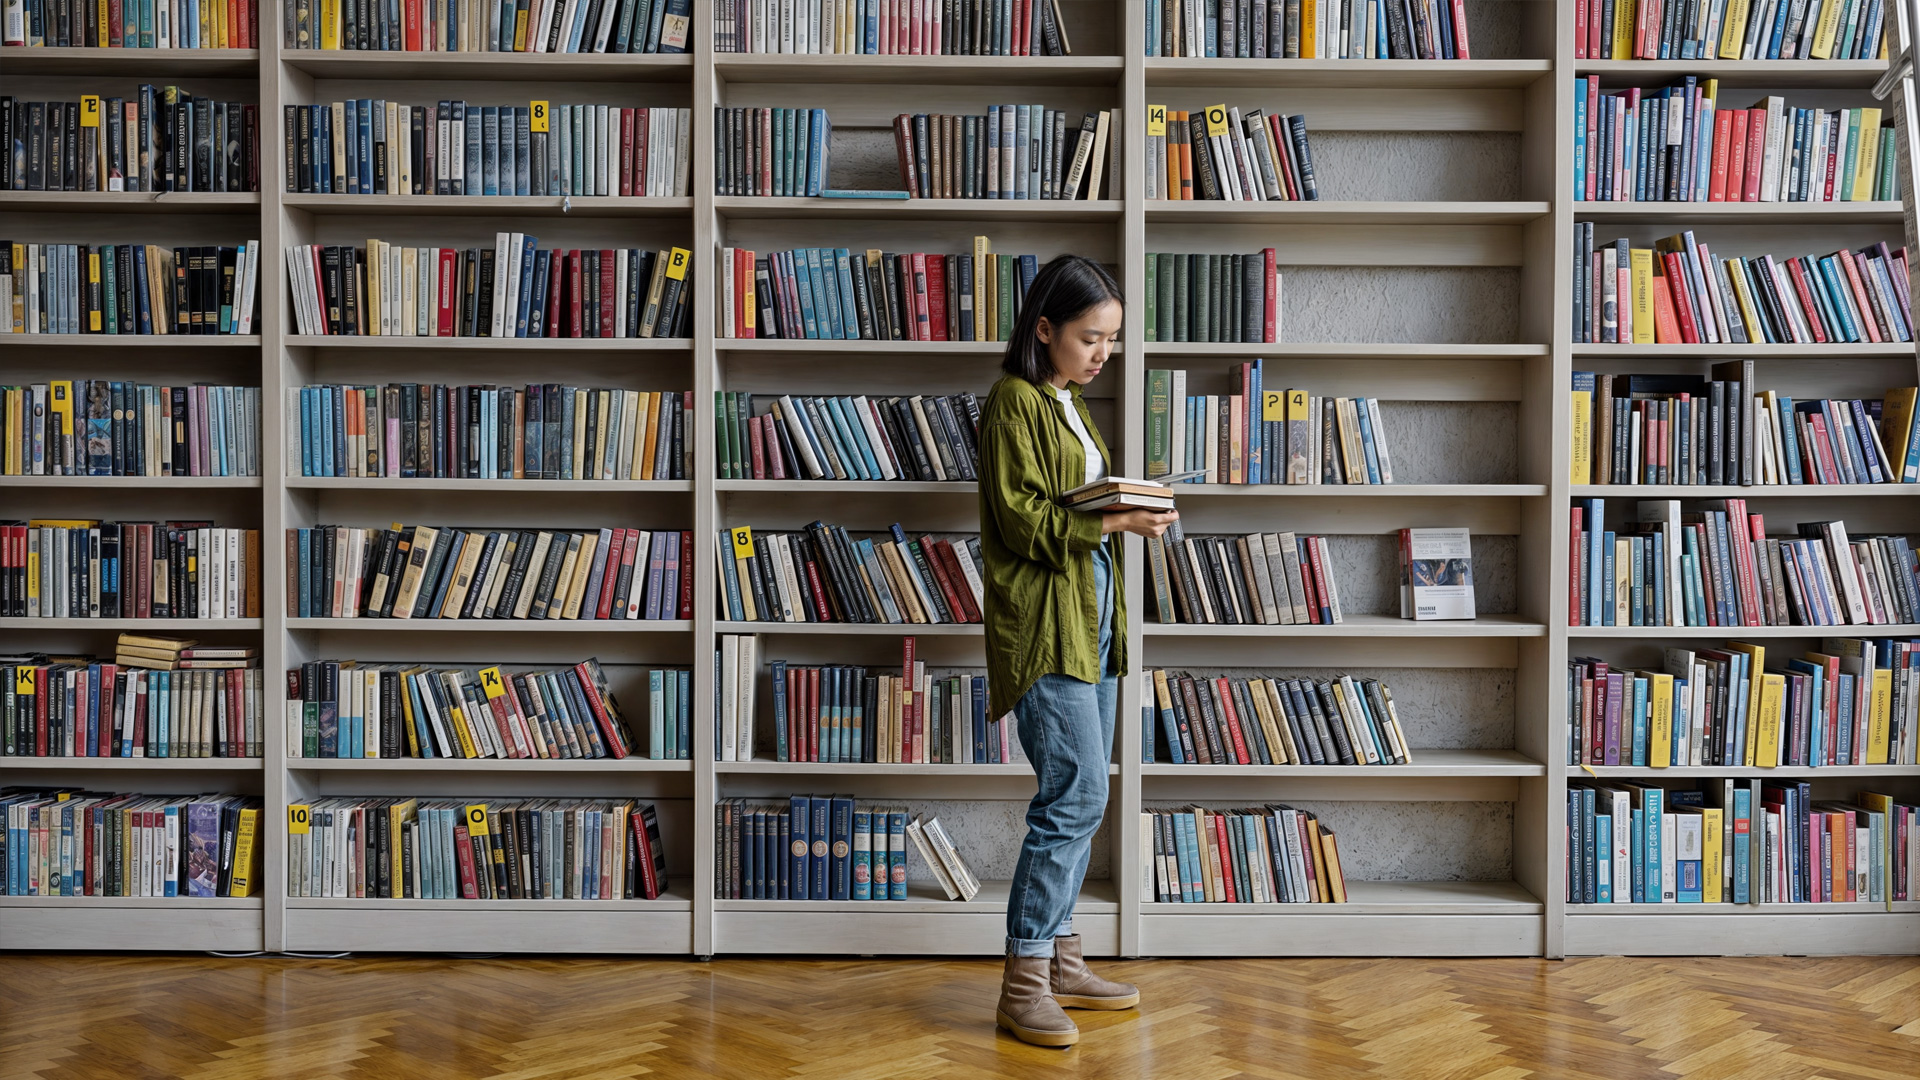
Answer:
[
  {"xmin": 717, "ymin": 759, "xmax": 1110, "ymax": 776},
  {"xmin": 285, "ymin": 476, "xmax": 692, "ymax": 492},
  {"xmin": 1144, "ymin": 342, "xmax": 1549, "ymax": 360},
  {"xmin": 714, "ymin": 479, "xmax": 977, "ymax": 494},
  {"xmin": 1144, "ymin": 879, "xmax": 1543, "ymax": 916},
  {"xmin": 715, "ymin": 195, "xmax": 1123, "ymax": 221},
  {"xmin": 1572, "ymin": 342, "xmax": 1916, "ymax": 359},
  {"xmin": 717, "ymin": 877, "xmax": 1117, "ymax": 915},
  {"xmin": 284, "ymin": 891, "xmax": 695, "ymax": 953},
  {"xmin": 1572, "ymin": 484, "xmax": 1920, "ymax": 497},
  {"xmin": 0, "ymin": 191, "xmax": 262, "ymax": 213},
  {"xmin": 1566, "ymin": 908, "xmax": 1920, "ymax": 956},
  {"xmin": 0, "ymin": 335, "xmax": 261, "ymax": 348},
  {"xmin": 287, "ymin": 617, "xmax": 692, "ymax": 632},
  {"xmin": 1144, "ymin": 614, "xmax": 1548, "ymax": 638},
  {"xmin": 278, "ymin": 49, "xmax": 694, "ymax": 81},
  {"xmin": 1143, "ymin": 57, "xmax": 1553, "ymax": 89},
  {"xmin": 1569, "ymin": 764, "xmax": 1920, "ymax": 779},
  {"xmin": 0, "ymin": 45, "xmax": 261, "ymax": 76},
  {"xmin": 1169, "ymin": 483, "xmax": 1547, "ymax": 497},
  {"xmin": 1577, "ymin": 201, "xmax": 1905, "ymax": 224},
  {"xmin": 282, "ymin": 194, "xmax": 694, "ymax": 218},
  {"xmin": 1146, "ymin": 200, "xmax": 1549, "ymax": 225},
  {"xmin": 1569, "ymin": 623, "xmax": 1920, "ymax": 638},
  {"xmin": 713, "ymin": 621, "xmax": 982, "ymax": 636},
  {"xmin": 284, "ymin": 335, "xmax": 692, "ymax": 350},
  {"xmin": 0, "ymin": 475, "xmax": 262, "ymax": 488},
  {"xmin": 0, "ymin": 894, "xmax": 264, "ymax": 951},
  {"xmin": 714, "ymin": 53, "xmax": 1124, "ymax": 85},
  {"xmin": 0, "ymin": 756, "xmax": 263, "ymax": 770},
  {"xmin": 286, "ymin": 756, "xmax": 691, "ymax": 771},
  {"xmin": 1573, "ymin": 59, "xmax": 1890, "ymax": 88},
  {"xmin": 1143, "ymin": 748, "xmax": 1546, "ymax": 778},
  {"xmin": 716, "ymin": 338, "xmax": 1007, "ymax": 354}
]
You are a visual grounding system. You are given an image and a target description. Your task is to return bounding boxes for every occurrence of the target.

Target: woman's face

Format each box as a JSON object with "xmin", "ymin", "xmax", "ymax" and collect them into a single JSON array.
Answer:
[{"xmin": 1037, "ymin": 298, "xmax": 1123, "ymax": 388}]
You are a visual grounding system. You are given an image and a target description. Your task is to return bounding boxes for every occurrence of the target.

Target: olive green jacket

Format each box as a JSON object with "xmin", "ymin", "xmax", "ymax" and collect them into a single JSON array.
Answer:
[{"xmin": 977, "ymin": 373, "xmax": 1126, "ymax": 717}]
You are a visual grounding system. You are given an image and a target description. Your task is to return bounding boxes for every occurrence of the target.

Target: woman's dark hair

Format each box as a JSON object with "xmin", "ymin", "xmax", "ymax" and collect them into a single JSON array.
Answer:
[{"xmin": 1001, "ymin": 254, "xmax": 1124, "ymax": 382}]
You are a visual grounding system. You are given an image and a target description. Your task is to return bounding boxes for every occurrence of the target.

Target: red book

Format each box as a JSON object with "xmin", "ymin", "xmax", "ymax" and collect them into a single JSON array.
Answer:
[
  {"xmin": 453, "ymin": 823, "xmax": 479, "ymax": 898},
  {"xmin": 1267, "ymin": 113, "xmax": 1298, "ymax": 200},
  {"xmin": 619, "ymin": 110, "xmax": 635, "ymax": 196},
  {"xmin": 1450, "ymin": 0, "xmax": 1469, "ymax": 58},
  {"xmin": 598, "ymin": 249, "xmax": 617, "ymax": 337},
  {"xmin": 1724, "ymin": 110, "xmax": 1748, "ymax": 201},
  {"xmin": 544, "ymin": 248, "xmax": 564, "ymax": 336},
  {"xmin": 748, "ymin": 414, "xmax": 766, "ymax": 479},
  {"xmin": 1305, "ymin": 536, "xmax": 1334, "ymax": 623},
  {"xmin": 1211, "ymin": 812, "xmax": 1237, "ymax": 900},
  {"xmin": 34, "ymin": 668, "xmax": 48, "ymax": 756},
  {"xmin": 1837, "ymin": 251, "xmax": 1880, "ymax": 341},
  {"xmin": 934, "ymin": 541, "xmax": 981, "ymax": 622},
  {"xmin": 1569, "ymin": 507, "xmax": 1584, "ymax": 625},
  {"xmin": 594, "ymin": 530, "xmax": 626, "ymax": 620},
  {"xmin": 567, "ymin": 251, "xmax": 585, "ymax": 338},
  {"xmin": 630, "ymin": 812, "xmax": 660, "ymax": 898},
  {"xmin": 918, "ymin": 536, "xmax": 969, "ymax": 622},
  {"xmin": 1660, "ymin": 252, "xmax": 1701, "ymax": 342},
  {"xmin": 634, "ymin": 109, "xmax": 650, "ymax": 194},
  {"xmin": 762, "ymin": 415, "xmax": 786, "ymax": 479},
  {"xmin": 925, "ymin": 256, "xmax": 948, "ymax": 341},
  {"xmin": 570, "ymin": 661, "xmax": 630, "ymax": 758},
  {"xmin": 131, "ymin": 672, "xmax": 148, "ymax": 755},
  {"xmin": 1213, "ymin": 677, "xmax": 1251, "ymax": 764},
  {"xmin": 806, "ymin": 666, "xmax": 821, "ymax": 762},
  {"xmin": 240, "ymin": 0, "xmax": 255, "ymax": 48},
  {"xmin": 900, "ymin": 634, "xmax": 917, "ymax": 759},
  {"xmin": 893, "ymin": 115, "xmax": 918, "ymax": 196},
  {"xmin": 107, "ymin": 0, "xmax": 123, "ymax": 44},
  {"xmin": 1574, "ymin": 0, "xmax": 1588, "ymax": 57},
  {"xmin": 1708, "ymin": 108, "xmax": 1733, "ymax": 201},
  {"xmin": 1262, "ymin": 247, "xmax": 1278, "ymax": 340},
  {"xmin": 1783, "ymin": 258, "xmax": 1829, "ymax": 342},
  {"xmin": 909, "ymin": 253, "xmax": 931, "ymax": 340},
  {"xmin": 678, "ymin": 520, "xmax": 695, "ymax": 619},
  {"xmin": 404, "ymin": 0, "xmax": 421, "ymax": 50},
  {"xmin": 1807, "ymin": 413, "xmax": 1842, "ymax": 484},
  {"xmin": 1742, "ymin": 109, "xmax": 1766, "ymax": 202},
  {"xmin": 1293, "ymin": 536, "xmax": 1319, "ymax": 621}
]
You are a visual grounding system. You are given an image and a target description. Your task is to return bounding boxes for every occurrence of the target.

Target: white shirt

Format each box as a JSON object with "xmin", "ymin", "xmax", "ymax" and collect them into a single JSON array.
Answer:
[{"xmin": 1053, "ymin": 384, "xmax": 1103, "ymax": 486}]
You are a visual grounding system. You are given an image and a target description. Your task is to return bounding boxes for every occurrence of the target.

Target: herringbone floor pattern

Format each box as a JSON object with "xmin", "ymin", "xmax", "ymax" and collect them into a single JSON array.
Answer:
[{"xmin": 0, "ymin": 954, "xmax": 1914, "ymax": 1080}]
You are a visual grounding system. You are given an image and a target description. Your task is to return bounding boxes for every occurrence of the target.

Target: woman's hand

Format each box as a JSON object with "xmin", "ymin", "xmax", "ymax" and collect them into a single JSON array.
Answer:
[{"xmin": 1100, "ymin": 508, "xmax": 1179, "ymax": 539}]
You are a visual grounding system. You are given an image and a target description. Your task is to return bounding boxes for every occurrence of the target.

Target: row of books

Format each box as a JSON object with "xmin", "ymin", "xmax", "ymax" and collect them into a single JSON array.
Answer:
[
  {"xmin": 1149, "ymin": 669, "xmax": 1408, "ymax": 766},
  {"xmin": 283, "ymin": 238, "xmax": 695, "ymax": 339},
  {"xmin": 4, "ymin": 0, "xmax": 255, "ymax": 47},
  {"xmin": 773, "ymin": 662, "xmax": 1006, "ymax": 765},
  {"xmin": 291, "ymin": 384, "xmax": 689, "ymax": 481},
  {"xmin": 1147, "ymin": 372, "xmax": 1393, "ymax": 487},
  {"xmin": 1, "ymin": 521, "xmax": 261, "ymax": 620},
  {"xmin": 1566, "ymin": 781, "xmax": 1913, "ymax": 907},
  {"xmin": 287, "ymin": 657, "xmax": 683, "ymax": 760},
  {"xmin": 715, "ymin": 523, "xmax": 985, "ymax": 625},
  {"xmin": 2, "ymin": 789, "xmax": 263, "ymax": 899},
  {"xmin": 1146, "ymin": 105, "xmax": 1319, "ymax": 202},
  {"xmin": 1570, "ymin": 638, "xmax": 1920, "ymax": 769},
  {"xmin": 3, "ymin": 241, "xmax": 262, "ymax": 336},
  {"xmin": 289, "ymin": 525, "xmax": 692, "ymax": 623},
  {"xmin": 287, "ymin": 101, "xmax": 692, "ymax": 198},
  {"xmin": 714, "ymin": 797, "xmax": 979, "ymax": 901},
  {"xmin": 4, "ymin": 657, "xmax": 263, "ymax": 760},
  {"xmin": 3, "ymin": 89, "xmax": 259, "ymax": 193},
  {"xmin": 1147, "ymin": 0, "xmax": 1471, "ymax": 59},
  {"xmin": 1576, "ymin": 373, "xmax": 1917, "ymax": 487},
  {"xmin": 891, "ymin": 106, "xmax": 1117, "ymax": 202},
  {"xmin": 1576, "ymin": 0, "xmax": 1887, "ymax": 61},
  {"xmin": 718, "ymin": 240, "xmax": 1037, "ymax": 342},
  {"xmin": 286, "ymin": 796, "xmax": 671, "ymax": 901},
  {"xmin": 1147, "ymin": 528, "xmax": 1347, "ymax": 626},
  {"xmin": 1573, "ymin": 227, "xmax": 1913, "ymax": 345},
  {"xmin": 716, "ymin": 392, "xmax": 979, "ymax": 483},
  {"xmin": 713, "ymin": 107, "xmax": 832, "ymax": 197},
  {"xmin": 1146, "ymin": 250, "xmax": 1282, "ymax": 343},
  {"xmin": 2, "ymin": 381, "xmax": 259, "ymax": 478},
  {"xmin": 1570, "ymin": 501, "xmax": 1920, "ymax": 629},
  {"xmin": 1574, "ymin": 83, "xmax": 1895, "ymax": 203},
  {"xmin": 714, "ymin": 0, "xmax": 1072, "ymax": 55},
  {"xmin": 1145, "ymin": 805, "xmax": 1349, "ymax": 904},
  {"xmin": 287, "ymin": 0, "xmax": 692, "ymax": 52}
]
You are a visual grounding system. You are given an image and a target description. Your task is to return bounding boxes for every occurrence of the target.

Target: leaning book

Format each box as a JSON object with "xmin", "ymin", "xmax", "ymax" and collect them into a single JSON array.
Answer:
[{"xmin": 1400, "ymin": 527, "xmax": 1476, "ymax": 621}]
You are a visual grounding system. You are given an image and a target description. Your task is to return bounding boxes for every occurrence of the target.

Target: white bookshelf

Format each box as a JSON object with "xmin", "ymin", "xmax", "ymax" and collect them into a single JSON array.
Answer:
[{"xmin": 4, "ymin": 2, "xmax": 1915, "ymax": 961}]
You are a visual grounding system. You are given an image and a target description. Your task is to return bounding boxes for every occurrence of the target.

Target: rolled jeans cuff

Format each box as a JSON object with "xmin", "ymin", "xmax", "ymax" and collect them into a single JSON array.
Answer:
[{"xmin": 1007, "ymin": 936, "xmax": 1056, "ymax": 958}]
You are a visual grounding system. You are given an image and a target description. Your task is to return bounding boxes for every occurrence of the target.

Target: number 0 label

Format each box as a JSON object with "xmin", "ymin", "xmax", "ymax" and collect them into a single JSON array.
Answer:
[{"xmin": 1204, "ymin": 105, "xmax": 1229, "ymax": 138}]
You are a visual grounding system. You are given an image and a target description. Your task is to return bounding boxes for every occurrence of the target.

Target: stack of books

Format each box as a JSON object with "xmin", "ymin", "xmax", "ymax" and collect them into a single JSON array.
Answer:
[
  {"xmin": 714, "ymin": 796, "xmax": 919, "ymax": 900},
  {"xmin": 908, "ymin": 815, "xmax": 980, "ymax": 901},
  {"xmin": 114, "ymin": 633, "xmax": 256, "ymax": 670},
  {"xmin": 1148, "ymin": 525, "xmax": 1346, "ymax": 625},
  {"xmin": 892, "ymin": 105, "xmax": 1116, "ymax": 201},
  {"xmin": 1144, "ymin": 251, "xmax": 1281, "ymax": 343},
  {"xmin": 1576, "ymin": 1, "xmax": 1887, "ymax": 60},
  {"xmin": 288, "ymin": 524, "xmax": 691, "ymax": 623},
  {"xmin": 1145, "ymin": 805, "xmax": 1349, "ymax": 904},
  {"xmin": 3, "ymin": 241, "xmax": 263, "ymax": 336},
  {"xmin": 715, "ymin": 522, "xmax": 984, "ymax": 625},
  {"xmin": 1060, "ymin": 476, "xmax": 1176, "ymax": 512},
  {"xmin": 3, "ymin": 380, "xmax": 260, "ymax": 478},
  {"xmin": 286, "ymin": 796, "xmax": 669, "ymax": 900},
  {"xmin": 1572, "ymin": 227, "xmax": 1911, "ymax": 345},
  {"xmin": 3, "ymin": 88, "xmax": 260, "ymax": 193},
  {"xmin": 1146, "ymin": 104, "xmax": 1318, "ymax": 202},
  {"xmin": 714, "ymin": 107, "xmax": 832, "ymax": 197},
  {"xmin": 715, "ymin": 390, "xmax": 978, "ymax": 483},
  {"xmin": 1574, "ymin": 82, "xmax": 1896, "ymax": 203},
  {"xmin": 285, "ymin": 235, "xmax": 693, "ymax": 339},
  {"xmin": 285, "ymin": 0, "xmax": 694, "ymax": 53},
  {"xmin": 718, "ymin": 238, "xmax": 1039, "ymax": 342},
  {"xmin": 2, "ymin": 520, "xmax": 262, "ymax": 620},
  {"xmin": 715, "ymin": 1, "xmax": 1074, "ymax": 55},
  {"xmin": 0, "ymin": 789, "xmax": 264, "ymax": 898},
  {"xmin": 293, "ymin": 383, "xmax": 689, "ymax": 481},
  {"xmin": 1146, "ymin": 0, "xmax": 1473, "ymax": 58},
  {"xmin": 286, "ymin": 100, "xmax": 691, "ymax": 197},
  {"xmin": 287, "ymin": 657, "xmax": 669, "ymax": 760},
  {"xmin": 1151, "ymin": 669, "xmax": 1410, "ymax": 766}
]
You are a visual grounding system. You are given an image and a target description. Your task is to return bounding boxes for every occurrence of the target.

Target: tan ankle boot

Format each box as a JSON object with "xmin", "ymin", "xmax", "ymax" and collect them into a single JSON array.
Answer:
[
  {"xmin": 996, "ymin": 954, "xmax": 1079, "ymax": 1047},
  {"xmin": 1049, "ymin": 934, "xmax": 1140, "ymax": 1010}
]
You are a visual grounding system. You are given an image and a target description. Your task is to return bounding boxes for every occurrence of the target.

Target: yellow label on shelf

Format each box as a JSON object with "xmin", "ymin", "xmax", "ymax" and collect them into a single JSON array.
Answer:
[
  {"xmin": 1147, "ymin": 105, "xmax": 1167, "ymax": 137},
  {"xmin": 1204, "ymin": 105, "xmax": 1230, "ymax": 138},
  {"xmin": 478, "ymin": 666, "xmax": 507, "ymax": 699},
  {"xmin": 464, "ymin": 805, "xmax": 491, "ymax": 837},
  {"xmin": 288, "ymin": 804, "xmax": 311, "ymax": 835},
  {"xmin": 80, "ymin": 96, "xmax": 101, "ymax": 127},
  {"xmin": 730, "ymin": 526, "xmax": 754, "ymax": 559},
  {"xmin": 665, "ymin": 247, "xmax": 690, "ymax": 280},
  {"xmin": 529, "ymin": 101, "xmax": 549, "ymax": 133},
  {"xmin": 1262, "ymin": 391, "xmax": 1285, "ymax": 422}
]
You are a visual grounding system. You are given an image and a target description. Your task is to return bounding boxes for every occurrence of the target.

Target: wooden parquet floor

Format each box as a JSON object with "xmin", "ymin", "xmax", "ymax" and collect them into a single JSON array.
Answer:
[{"xmin": 0, "ymin": 954, "xmax": 1915, "ymax": 1080}]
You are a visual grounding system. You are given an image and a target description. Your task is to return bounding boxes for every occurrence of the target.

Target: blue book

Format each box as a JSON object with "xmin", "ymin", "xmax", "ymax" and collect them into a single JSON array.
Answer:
[
  {"xmin": 1028, "ymin": 105, "xmax": 1043, "ymax": 198},
  {"xmin": 1630, "ymin": 806, "xmax": 1646, "ymax": 902},
  {"xmin": 819, "ymin": 188, "xmax": 908, "ymax": 199},
  {"xmin": 1835, "ymin": 672, "xmax": 1855, "ymax": 763},
  {"xmin": 1630, "ymin": 675, "xmax": 1649, "ymax": 766},
  {"xmin": 1641, "ymin": 786, "xmax": 1665, "ymax": 901},
  {"xmin": 1595, "ymin": 813, "xmax": 1613, "ymax": 903},
  {"xmin": 834, "ymin": 249, "xmax": 860, "ymax": 336},
  {"xmin": 791, "ymin": 251, "xmax": 820, "ymax": 338},
  {"xmin": 770, "ymin": 660, "xmax": 789, "ymax": 761},
  {"xmin": 1818, "ymin": 257, "xmax": 1862, "ymax": 341},
  {"xmin": 851, "ymin": 809, "xmax": 872, "ymax": 900},
  {"xmin": 807, "ymin": 109, "xmax": 830, "ymax": 196},
  {"xmin": 886, "ymin": 809, "xmax": 908, "ymax": 899},
  {"xmin": 974, "ymin": 677, "xmax": 989, "ymax": 763},
  {"xmin": 793, "ymin": 108, "xmax": 810, "ymax": 196},
  {"xmin": 814, "ymin": 248, "xmax": 846, "ymax": 339},
  {"xmin": 808, "ymin": 796, "xmax": 830, "ymax": 899},
  {"xmin": 515, "ymin": 234, "xmax": 539, "ymax": 337},
  {"xmin": 464, "ymin": 105, "xmax": 483, "ymax": 196},
  {"xmin": 827, "ymin": 397, "xmax": 879, "ymax": 480},
  {"xmin": 829, "ymin": 795, "xmax": 853, "ymax": 900}
]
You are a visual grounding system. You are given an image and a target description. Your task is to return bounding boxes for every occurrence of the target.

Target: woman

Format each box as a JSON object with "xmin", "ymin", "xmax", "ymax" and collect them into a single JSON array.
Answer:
[{"xmin": 978, "ymin": 255, "xmax": 1177, "ymax": 1048}]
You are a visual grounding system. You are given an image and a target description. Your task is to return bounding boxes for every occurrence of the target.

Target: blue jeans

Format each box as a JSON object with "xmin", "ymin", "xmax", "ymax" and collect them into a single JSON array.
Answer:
[{"xmin": 1006, "ymin": 541, "xmax": 1115, "ymax": 958}]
